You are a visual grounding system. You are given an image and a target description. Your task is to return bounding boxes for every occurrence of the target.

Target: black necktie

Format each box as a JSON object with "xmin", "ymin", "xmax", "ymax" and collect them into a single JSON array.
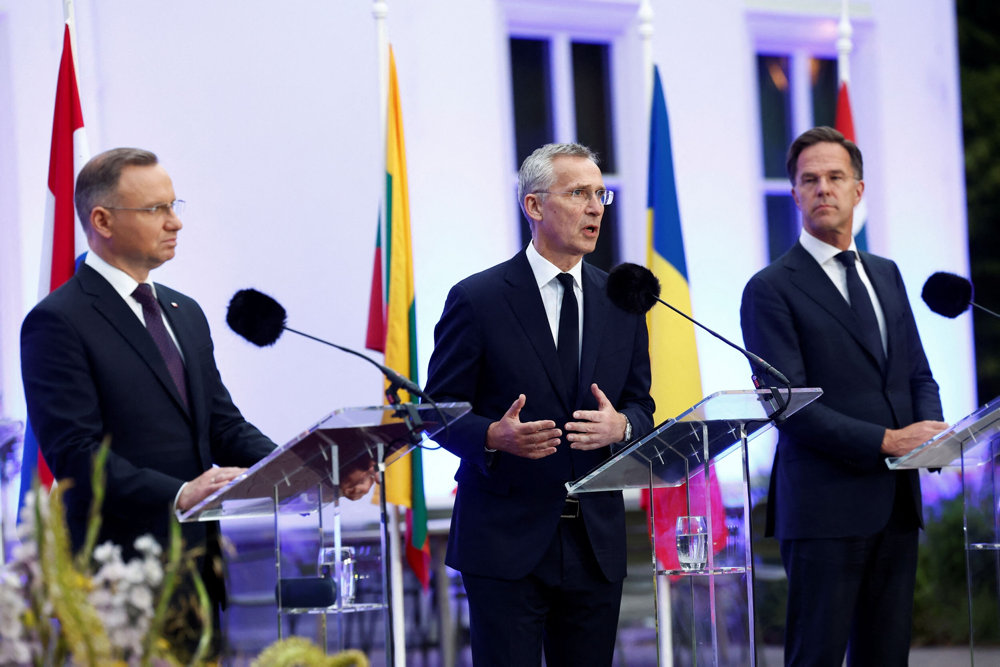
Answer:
[
  {"xmin": 556, "ymin": 273, "xmax": 579, "ymax": 402},
  {"xmin": 835, "ymin": 251, "xmax": 884, "ymax": 362},
  {"xmin": 132, "ymin": 283, "xmax": 189, "ymax": 408}
]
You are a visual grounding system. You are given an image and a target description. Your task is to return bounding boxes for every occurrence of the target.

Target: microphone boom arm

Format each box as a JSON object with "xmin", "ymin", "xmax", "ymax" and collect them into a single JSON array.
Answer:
[{"xmin": 652, "ymin": 296, "xmax": 791, "ymax": 387}]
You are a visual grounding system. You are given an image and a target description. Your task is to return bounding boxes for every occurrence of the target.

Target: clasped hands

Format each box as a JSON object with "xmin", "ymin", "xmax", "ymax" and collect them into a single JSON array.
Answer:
[{"xmin": 486, "ymin": 383, "xmax": 626, "ymax": 460}]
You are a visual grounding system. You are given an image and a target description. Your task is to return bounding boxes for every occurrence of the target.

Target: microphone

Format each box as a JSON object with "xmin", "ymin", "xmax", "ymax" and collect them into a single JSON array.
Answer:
[
  {"xmin": 226, "ymin": 288, "xmax": 432, "ymax": 404},
  {"xmin": 922, "ymin": 272, "xmax": 1000, "ymax": 319},
  {"xmin": 606, "ymin": 262, "xmax": 791, "ymax": 387}
]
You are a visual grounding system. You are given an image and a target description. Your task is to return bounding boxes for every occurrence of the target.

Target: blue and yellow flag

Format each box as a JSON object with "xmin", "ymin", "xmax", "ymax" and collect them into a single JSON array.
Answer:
[
  {"xmin": 647, "ymin": 66, "xmax": 702, "ymax": 419},
  {"xmin": 645, "ymin": 66, "xmax": 725, "ymax": 569}
]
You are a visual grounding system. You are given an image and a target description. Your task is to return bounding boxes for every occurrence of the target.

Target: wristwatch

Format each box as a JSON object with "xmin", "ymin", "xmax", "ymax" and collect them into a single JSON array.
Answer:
[{"xmin": 621, "ymin": 413, "xmax": 632, "ymax": 442}]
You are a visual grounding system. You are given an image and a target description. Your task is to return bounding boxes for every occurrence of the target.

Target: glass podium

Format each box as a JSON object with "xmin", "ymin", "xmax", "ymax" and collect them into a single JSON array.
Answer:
[
  {"xmin": 887, "ymin": 396, "xmax": 1000, "ymax": 663},
  {"xmin": 568, "ymin": 388, "xmax": 822, "ymax": 667},
  {"xmin": 178, "ymin": 401, "xmax": 469, "ymax": 661}
]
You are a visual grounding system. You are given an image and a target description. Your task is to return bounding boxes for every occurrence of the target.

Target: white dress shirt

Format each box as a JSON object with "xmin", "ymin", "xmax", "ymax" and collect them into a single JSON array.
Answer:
[
  {"xmin": 798, "ymin": 230, "xmax": 887, "ymax": 354},
  {"xmin": 525, "ymin": 241, "xmax": 584, "ymax": 362}
]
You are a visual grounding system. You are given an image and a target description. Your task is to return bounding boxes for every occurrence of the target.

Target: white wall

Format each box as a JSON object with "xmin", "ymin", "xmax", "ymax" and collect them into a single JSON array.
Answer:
[{"xmin": 0, "ymin": 0, "xmax": 975, "ymax": 508}]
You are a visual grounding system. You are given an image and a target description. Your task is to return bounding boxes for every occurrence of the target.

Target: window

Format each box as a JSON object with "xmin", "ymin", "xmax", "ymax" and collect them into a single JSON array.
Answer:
[
  {"xmin": 756, "ymin": 52, "xmax": 838, "ymax": 260},
  {"xmin": 508, "ymin": 35, "xmax": 620, "ymax": 271}
]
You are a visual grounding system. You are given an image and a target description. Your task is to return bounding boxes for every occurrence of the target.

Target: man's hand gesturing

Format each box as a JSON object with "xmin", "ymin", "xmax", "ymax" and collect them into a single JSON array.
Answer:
[{"xmin": 486, "ymin": 394, "xmax": 562, "ymax": 459}]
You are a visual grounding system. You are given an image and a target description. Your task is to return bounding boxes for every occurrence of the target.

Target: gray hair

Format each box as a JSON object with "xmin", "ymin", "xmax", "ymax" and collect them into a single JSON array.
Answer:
[
  {"xmin": 517, "ymin": 143, "xmax": 599, "ymax": 221},
  {"xmin": 75, "ymin": 147, "xmax": 159, "ymax": 231}
]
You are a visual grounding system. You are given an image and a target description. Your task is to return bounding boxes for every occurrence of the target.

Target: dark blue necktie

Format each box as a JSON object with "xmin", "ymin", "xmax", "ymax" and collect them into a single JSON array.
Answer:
[
  {"xmin": 556, "ymin": 273, "xmax": 579, "ymax": 403},
  {"xmin": 132, "ymin": 283, "xmax": 189, "ymax": 408},
  {"xmin": 835, "ymin": 251, "xmax": 884, "ymax": 363}
]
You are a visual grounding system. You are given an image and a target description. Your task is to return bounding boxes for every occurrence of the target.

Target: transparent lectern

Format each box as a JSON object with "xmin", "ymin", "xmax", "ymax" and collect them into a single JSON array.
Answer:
[
  {"xmin": 887, "ymin": 396, "xmax": 1000, "ymax": 662},
  {"xmin": 178, "ymin": 401, "xmax": 469, "ymax": 660},
  {"xmin": 567, "ymin": 388, "xmax": 822, "ymax": 667}
]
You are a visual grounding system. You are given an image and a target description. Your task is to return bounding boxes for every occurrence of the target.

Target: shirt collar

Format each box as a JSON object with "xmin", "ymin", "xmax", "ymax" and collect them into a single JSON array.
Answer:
[
  {"xmin": 84, "ymin": 251, "xmax": 155, "ymax": 301},
  {"xmin": 798, "ymin": 229, "xmax": 858, "ymax": 267},
  {"xmin": 525, "ymin": 241, "xmax": 583, "ymax": 290}
]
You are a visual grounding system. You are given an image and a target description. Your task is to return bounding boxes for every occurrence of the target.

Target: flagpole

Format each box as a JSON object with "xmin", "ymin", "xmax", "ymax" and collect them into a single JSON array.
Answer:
[
  {"xmin": 638, "ymin": 0, "xmax": 654, "ymax": 116},
  {"xmin": 373, "ymin": 3, "xmax": 407, "ymax": 665},
  {"xmin": 639, "ymin": 3, "xmax": 674, "ymax": 665},
  {"xmin": 837, "ymin": 0, "xmax": 853, "ymax": 87}
]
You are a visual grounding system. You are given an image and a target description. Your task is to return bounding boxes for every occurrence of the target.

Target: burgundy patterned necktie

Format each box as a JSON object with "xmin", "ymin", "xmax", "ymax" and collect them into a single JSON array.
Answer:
[{"xmin": 132, "ymin": 283, "xmax": 189, "ymax": 408}]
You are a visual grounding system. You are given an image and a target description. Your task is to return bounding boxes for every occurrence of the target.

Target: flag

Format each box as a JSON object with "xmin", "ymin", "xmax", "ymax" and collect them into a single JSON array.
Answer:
[
  {"xmin": 834, "ymin": 81, "xmax": 868, "ymax": 251},
  {"xmin": 19, "ymin": 20, "xmax": 90, "ymax": 517},
  {"xmin": 365, "ymin": 47, "xmax": 430, "ymax": 590},
  {"xmin": 642, "ymin": 67, "xmax": 726, "ymax": 570}
]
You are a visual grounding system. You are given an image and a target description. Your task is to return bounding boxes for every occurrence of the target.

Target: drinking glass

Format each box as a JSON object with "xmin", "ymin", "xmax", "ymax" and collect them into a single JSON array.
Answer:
[{"xmin": 676, "ymin": 515, "xmax": 708, "ymax": 571}]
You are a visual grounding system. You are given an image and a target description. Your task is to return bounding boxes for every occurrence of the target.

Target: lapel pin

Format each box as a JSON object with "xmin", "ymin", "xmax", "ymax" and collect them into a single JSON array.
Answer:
[{"xmin": 170, "ymin": 302, "xmax": 179, "ymax": 308}]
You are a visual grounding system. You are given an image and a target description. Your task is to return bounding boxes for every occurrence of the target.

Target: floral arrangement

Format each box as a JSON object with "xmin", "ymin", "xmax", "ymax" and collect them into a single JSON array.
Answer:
[{"xmin": 0, "ymin": 440, "xmax": 368, "ymax": 666}]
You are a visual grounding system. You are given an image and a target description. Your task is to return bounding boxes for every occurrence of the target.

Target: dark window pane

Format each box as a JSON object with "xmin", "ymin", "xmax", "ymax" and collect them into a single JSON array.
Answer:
[
  {"xmin": 510, "ymin": 38, "xmax": 554, "ymax": 167},
  {"xmin": 572, "ymin": 41, "xmax": 616, "ymax": 172},
  {"xmin": 588, "ymin": 187, "xmax": 619, "ymax": 271},
  {"xmin": 757, "ymin": 54, "xmax": 793, "ymax": 179},
  {"xmin": 811, "ymin": 57, "xmax": 838, "ymax": 128},
  {"xmin": 766, "ymin": 194, "xmax": 799, "ymax": 261}
]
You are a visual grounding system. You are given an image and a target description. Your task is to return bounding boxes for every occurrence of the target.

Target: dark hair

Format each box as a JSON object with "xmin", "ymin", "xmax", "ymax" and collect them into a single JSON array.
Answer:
[
  {"xmin": 74, "ymin": 148, "xmax": 159, "ymax": 230},
  {"xmin": 785, "ymin": 126, "xmax": 863, "ymax": 184}
]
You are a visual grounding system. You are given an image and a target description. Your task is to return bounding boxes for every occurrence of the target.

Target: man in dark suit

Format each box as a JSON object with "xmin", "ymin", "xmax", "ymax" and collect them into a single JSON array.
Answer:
[
  {"xmin": 20, "ymin": 148, "xmax": 275, "ymax": 649},
  {"xmin": 740, "ymin": 127, "xmax": 948, "ymax": 666},
  {"xmin": 425, "ymin": 143, "xmax": 655, "ymax": 666}
]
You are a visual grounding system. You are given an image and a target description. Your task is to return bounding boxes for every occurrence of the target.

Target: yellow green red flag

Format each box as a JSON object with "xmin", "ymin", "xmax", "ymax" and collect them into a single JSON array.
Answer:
[{"xmin": 365, "ymin": 46, "xmax": 430, "ymax": 589}]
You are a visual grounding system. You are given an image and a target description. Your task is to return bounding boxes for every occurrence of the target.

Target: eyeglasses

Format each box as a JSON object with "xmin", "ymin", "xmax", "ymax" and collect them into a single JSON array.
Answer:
[
  {"xmin": 533, "ymin": 189, "xmax": 614, "ymax": 205},
  {"xmin": 102, "ymin": 199, "xmax": 186, "ymax": 216}
]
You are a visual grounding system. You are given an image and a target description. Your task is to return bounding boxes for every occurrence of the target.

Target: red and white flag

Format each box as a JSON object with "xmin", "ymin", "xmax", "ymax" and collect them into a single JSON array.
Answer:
[
  {"xmin": 834, "ymin": 81, "xmax": 868, "ymax": 249},
  {"xmin": 19, "ymin": 18, "xmax": 89, "ymax": 510}
]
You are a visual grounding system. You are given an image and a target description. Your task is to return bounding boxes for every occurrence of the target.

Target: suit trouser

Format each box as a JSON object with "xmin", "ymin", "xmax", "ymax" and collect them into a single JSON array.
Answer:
[
  {"xmin": 461, "ymin": 515, "xmax": 624, "ymax": 667},
  {"xmin": 780, "ymin": 485, "xmax": 920, "ymax": 667}
]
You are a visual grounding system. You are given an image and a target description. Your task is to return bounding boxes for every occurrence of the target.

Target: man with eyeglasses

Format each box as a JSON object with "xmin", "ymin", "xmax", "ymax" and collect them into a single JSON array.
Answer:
[
  {"xmin": 425, "ymin": 143, "xmax": 654, "ymax": 666},
  {"xmin": 20, "ymin": 147, "xmax": 276, "ymax": 657}
]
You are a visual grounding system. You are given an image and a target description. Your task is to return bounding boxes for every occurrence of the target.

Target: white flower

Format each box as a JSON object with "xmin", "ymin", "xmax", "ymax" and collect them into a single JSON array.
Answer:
[
  {"xmin": 128, "ymin": 585, "xmax": 153, "ymax": 612},
  {"xmin": 93, "ymin": 542, "xmax": 121, "ymax": 564},
  {"xmin": 133, "ymin": 534, "xmax": 162, "ymax": 558},
  {"xmin": 123, "ymin": 562, "xmax": 146, "ymax": 585},
  {"xmin": 141, "ymin": 559, "xmax": 163, "ymax": 587},
  {"xmin": 0, "ymin": 567, "xmax": 36, "ymax": 664}
]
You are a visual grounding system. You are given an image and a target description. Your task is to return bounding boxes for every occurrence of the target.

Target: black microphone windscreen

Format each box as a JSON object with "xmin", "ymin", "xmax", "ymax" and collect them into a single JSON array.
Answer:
[
  {"xmin": 227, "ymin": 289, "xmax": 287, "ymax": 346},
  {"xmin": 607, "ymin": 263, "xmax": 661, "ymax": 315},
  {"xmin": 922, "ymin": 272, "xmax": 972, "ymax": 318}
]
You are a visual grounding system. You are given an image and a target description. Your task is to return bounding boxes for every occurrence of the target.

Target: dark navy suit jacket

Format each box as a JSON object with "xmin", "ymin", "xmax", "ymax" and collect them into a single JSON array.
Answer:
[
  {"xmin": 740, "ymin": 241, "xmax": 942, "ymax": 540},
  {"xmin": 425, "ymin": 250, "xmax": 655, "ymax": 581},
  {"xmin": 21, "ymin": 263, "xmax": 275, "ymax": 557}
]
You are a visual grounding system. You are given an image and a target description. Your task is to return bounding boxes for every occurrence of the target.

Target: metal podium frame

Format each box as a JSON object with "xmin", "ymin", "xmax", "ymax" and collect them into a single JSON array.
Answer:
[
  {"xmin": 178, "ymin": 401, "xmax": 469, "ymax": 661},
  {"xmin": 887, "ymin": 396, "xmax": 1000, "ymax": 663},
  {"xmin": 567, "ymin": 388, "xmax": 822, "ymax": 667}
]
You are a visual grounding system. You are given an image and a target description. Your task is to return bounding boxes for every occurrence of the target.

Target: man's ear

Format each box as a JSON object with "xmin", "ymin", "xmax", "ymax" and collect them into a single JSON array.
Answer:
[
  {"xmin": 90, "ymin": 207, "xmax": 114, "ymax": 240},
  {"xmin": 524, "ymin": 193, "xmax": 544, "ymax": 223}
]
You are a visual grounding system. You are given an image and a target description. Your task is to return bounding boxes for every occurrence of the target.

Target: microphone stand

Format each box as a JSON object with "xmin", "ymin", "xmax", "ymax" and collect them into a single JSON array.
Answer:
[
  {"xmin": 282, "ymin": 326, "xmax": 442, "ymax": 446},
  {"xmin": 650, "ymin": 296, "xmax": 793, "ymax": 423}
]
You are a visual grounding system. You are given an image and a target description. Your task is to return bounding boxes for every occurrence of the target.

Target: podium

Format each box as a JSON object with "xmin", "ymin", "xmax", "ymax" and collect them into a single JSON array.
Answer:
[
  {"xmin": 178, "ymin": 401, "xmax": 469, "ymax": 660},
  {"xmin": 887, "ymin": 396, "xmax": 1000, "ymax": 661},
  {"xmin": 567, "ymin": 388, "xmax": 821, "ymax": 667}
]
